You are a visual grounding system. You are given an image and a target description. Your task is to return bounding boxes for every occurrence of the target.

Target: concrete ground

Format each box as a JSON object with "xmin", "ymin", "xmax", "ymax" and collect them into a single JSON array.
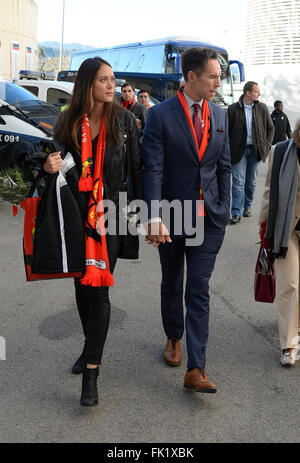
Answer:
[{"xmin": 0, "ymin": 161, "xmax": 300, "ymax": 443}]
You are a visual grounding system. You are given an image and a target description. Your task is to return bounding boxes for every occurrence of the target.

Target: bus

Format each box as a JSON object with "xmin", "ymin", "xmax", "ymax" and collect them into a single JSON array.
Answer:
[{"xmin": 70, "ymin": 37, "xmax": 245, "ymax": 107}]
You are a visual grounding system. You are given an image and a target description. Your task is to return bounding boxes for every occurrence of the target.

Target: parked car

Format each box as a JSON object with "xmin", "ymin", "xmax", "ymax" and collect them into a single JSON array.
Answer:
[
  {"xmin": 19, "ymin": 69, "xmax": 55, "ymax": 80},
  {"xmin": 0, "ymin": 80, "xmax": 60, "ymax": 146},
  {"xmin": 0, "ymin": 99, "xmax": 53, "ymax": 202},
  {"xmin": 57, "ymin": 70, "xmax": 77, "ymax": 82},
  {"xmin": 15, "ymin": 79, "xmax": 74, "ymax": 110}
]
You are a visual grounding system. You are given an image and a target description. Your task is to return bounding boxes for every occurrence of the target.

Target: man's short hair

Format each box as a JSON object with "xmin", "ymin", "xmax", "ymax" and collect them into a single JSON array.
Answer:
[
  {"xmin": 181, "ymin": 47, "xmax": 218, "ymax": 81},
  {"xmin": 137, "ymin": 89, "xmax": 150, "ymax": 96},
  {"xmin": 274, "ymin": 100, "xmax": 282, "ymax": 108},
  {"xmin": 121, "ymin": 81, "xmax": 135, "ymax": 92},
  {"xmin": 243, "ymin": 81, "xmax": 258, "ymax": 95}
]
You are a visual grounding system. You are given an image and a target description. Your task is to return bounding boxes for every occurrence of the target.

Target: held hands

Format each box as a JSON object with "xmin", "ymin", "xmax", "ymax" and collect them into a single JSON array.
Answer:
[
  {"xmin": 145, "ymin": 222, "xmax": 172, "ymax": 247},
  {"xmin": 43, "ymin": 152, "xmax": 62, "ymax": 174}
]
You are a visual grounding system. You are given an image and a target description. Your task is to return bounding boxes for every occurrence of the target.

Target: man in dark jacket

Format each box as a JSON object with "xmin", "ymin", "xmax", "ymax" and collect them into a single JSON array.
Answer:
[
  {"xmin": 120, "ymin": 82, "xmax": 147, "ymax": 137},
  {"xmin": 271, "ymin": 100, "xmax": 291, "ymax": 145},
  {"xmin": 227, "ymin": 81, "xmax": 274, "ymax": 224}
]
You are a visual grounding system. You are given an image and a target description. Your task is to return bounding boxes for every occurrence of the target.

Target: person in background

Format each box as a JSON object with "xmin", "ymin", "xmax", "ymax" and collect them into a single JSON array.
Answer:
[
  {"xmin": 271, "ymin": 100, "xmax": 291, "ymax": 145},
  {"xmin": 258, "ymin": 119, "xmax": 300, "ymax": 367},
  {"xmin": 227, "ymin": 81, "xmax": 274, "ymax": 224},
  {"xmin": 120, "ymin": 82, "xmax": 147, "ymax": 136},
  {"xmin": 137, "ymin": 89, "xmax": 151, "ymax": 109},
  {"xmin": 46, "ymin": 57, "xmax": 142, "ymax": 407}
]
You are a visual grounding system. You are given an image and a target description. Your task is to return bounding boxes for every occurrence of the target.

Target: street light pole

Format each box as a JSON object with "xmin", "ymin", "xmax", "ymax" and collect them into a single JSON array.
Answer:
[{"xmin": 59, "ymin": 0, "xmax": 65, "ymax": 71}]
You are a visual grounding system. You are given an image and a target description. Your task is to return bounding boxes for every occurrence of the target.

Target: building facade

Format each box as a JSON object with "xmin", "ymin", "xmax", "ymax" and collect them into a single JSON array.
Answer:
[
  {"xmin": 244, "ymin": 0, "xmax": 300, "ymax": 128},
  {"xmin": 0, "ymin": 0, "xmax": 38, "ymax": 80}
]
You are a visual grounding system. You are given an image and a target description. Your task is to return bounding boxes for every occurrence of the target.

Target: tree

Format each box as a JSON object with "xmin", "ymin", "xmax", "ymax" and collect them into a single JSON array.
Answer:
[{"xmin": 38, "ymin": 46, "xmax": 45, "ymax": 59}]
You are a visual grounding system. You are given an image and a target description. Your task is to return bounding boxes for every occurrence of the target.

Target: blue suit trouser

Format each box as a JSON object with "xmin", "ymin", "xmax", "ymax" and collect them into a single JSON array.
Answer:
[{"xmin": 158, "ymin": 216, "xmax": 225, "ymax": 369}]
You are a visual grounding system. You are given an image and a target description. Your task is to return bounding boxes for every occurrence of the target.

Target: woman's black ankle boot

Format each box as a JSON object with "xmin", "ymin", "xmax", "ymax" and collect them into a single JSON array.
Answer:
[{"xmin": 80, "ymin": 367, "xmax": 99, "ymax": 407}]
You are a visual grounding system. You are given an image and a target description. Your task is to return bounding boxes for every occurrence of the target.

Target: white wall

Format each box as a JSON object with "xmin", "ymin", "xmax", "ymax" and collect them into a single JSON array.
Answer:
[{"xmin": 245, "ymin": 64, "xmax": 300, "ymax": 129}]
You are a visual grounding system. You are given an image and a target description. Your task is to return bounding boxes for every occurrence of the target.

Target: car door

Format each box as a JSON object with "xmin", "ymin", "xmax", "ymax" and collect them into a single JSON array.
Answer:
[{"xmin": 46, "ymin": 87, "xmax": 71, "ymax": 109}]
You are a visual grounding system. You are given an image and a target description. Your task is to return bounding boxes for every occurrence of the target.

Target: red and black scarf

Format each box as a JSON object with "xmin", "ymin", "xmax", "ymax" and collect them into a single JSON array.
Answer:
[
  {"xmin": 120, "ymin": 96, "xmax": 136, "ymax": 111},
  {"xmin": 177, "ymin": 87, "xmax": 211, "ymax": 216},
  {"xmin": 78, "ymin": 114, "xmax": 114, "ymax": 287}
]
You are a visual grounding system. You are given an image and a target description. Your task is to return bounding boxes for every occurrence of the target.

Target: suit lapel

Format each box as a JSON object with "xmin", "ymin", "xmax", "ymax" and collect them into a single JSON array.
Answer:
[{"xmin": 171, "ymin": 96, "xmax": 199, "ymax": 161}]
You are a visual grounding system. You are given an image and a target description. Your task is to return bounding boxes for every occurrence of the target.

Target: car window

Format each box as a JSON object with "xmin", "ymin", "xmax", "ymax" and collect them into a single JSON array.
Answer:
[
  {"xmin": 21, "ymin": 86, "xmax": 39, "ymax": 97},
  {"xmin": 0, "ymin": 81, "xmax": 39, "ymax": 105},
  {"xmin": 47, "ymin": 88, "xmax": 71, "ymax": 108}
]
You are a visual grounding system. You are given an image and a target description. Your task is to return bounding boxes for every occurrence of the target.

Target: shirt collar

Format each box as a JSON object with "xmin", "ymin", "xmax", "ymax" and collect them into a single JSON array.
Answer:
[
  {"xmin": 243, "ymin": 97, "xmax": 254, "ymax": 108},
  {"xmin": 183, "ymin": 91, "xmax": 203, "ymax": 109}
]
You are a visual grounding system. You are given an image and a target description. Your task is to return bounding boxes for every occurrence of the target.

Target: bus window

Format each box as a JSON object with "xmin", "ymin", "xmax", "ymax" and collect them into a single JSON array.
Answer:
[
  {"xmin": 165, "ymin": 44, "xmax": 176, "ymax": 74},
  {"xmin": 166, "ymin": 80, "xmax": 181, "ymax": 99},
  {"xmin": 217, "ymin": 53, "xmax": 233, "ymax": 106},
  {"xmin": 229, "ymin": 60, "xmax": 245, "ymax": 83}
]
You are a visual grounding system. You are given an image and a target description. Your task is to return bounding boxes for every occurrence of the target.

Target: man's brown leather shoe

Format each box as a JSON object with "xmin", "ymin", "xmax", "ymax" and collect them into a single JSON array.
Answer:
[
  {"xmin": 184, "ymin": 368, "xmax": 217, "ymax": 393},
  {"xmin": 163, "ymin": 338, "xmax": 182, "ymax": 366}
]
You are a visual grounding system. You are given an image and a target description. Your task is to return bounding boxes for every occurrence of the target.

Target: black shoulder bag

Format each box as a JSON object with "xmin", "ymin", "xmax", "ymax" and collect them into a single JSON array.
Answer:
[{"xmin": 118, "ymin": 114, "xmax": 139, "ymax": 260}]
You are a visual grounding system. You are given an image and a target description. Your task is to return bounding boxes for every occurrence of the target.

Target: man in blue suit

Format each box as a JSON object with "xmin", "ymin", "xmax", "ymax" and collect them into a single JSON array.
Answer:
[{"xmin": 142, "ymin": 48, "xmax": 231, "ymax": 393}]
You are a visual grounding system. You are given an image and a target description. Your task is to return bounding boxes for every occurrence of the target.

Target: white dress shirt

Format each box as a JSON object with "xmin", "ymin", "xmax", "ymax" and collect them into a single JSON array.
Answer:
[{"xmin": 183, "ymin": 91, "xmax": 203, "ymax": 123}]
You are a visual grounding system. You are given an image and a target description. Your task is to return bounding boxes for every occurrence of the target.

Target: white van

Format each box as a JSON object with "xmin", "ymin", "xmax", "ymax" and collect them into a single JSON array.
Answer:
[
  {"xmin": 15, "ymin": 79, "xmax": 159, "ymax": 110},
  {"xmin": 14, "ymin": 80, "xmax": 74, "ymax": 110}
]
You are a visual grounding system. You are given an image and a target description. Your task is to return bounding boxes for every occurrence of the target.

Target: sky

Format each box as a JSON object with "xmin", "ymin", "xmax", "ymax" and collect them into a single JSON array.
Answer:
[{"xmin": 34, "ymin": 0, "xmax": 247, "ymax": 59}]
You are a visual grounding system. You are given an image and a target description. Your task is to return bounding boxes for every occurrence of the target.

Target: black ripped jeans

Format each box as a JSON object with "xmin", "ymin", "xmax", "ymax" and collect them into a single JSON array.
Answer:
[{"xmin": 74, "ymin": 234, "xmax": 122, "ymax": 365}]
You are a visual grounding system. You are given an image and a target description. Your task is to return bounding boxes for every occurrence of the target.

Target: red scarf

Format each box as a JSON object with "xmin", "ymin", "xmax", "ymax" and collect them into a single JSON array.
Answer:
[
  {"xmin": 79, "ymin": 114, "xmax": 114, "ymax": 287},
  {"xmin": 177, "ymin": 87, "xmax": 211, "ymax": 216},
  {"xmin": 120, "ymin": 96, "xmax": 136, "ymax": 111}
]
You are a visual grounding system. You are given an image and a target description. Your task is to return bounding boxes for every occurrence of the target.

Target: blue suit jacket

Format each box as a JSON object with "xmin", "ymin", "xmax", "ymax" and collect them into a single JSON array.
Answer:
[{"xmin": 142, "ymin": 95, "xmax": 231, "ymax": 230}]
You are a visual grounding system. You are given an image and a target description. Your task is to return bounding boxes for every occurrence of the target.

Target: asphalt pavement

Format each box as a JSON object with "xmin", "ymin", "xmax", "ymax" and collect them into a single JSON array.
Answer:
[{"xmin": 1, "ymin": 161, "xmax": 300, "ymax": 443}]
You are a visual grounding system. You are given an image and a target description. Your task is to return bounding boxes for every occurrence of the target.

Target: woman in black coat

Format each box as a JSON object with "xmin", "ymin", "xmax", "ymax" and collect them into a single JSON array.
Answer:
[{"xmin": 43, "ymin": 57, "xmax": 143, "ymax": 406}]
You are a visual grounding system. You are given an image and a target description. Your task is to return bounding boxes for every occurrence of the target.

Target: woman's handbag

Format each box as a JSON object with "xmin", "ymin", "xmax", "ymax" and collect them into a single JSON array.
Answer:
[
  {"xmin": 254, "ymin": 244, "xmax": 276, "ymax": 303},
  {"xmin": 20, "ymin": 171, "xmax": 83, "ymax": 282}
]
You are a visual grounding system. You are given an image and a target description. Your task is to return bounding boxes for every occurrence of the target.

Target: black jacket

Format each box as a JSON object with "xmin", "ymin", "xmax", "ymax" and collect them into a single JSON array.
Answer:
[
  {"xmin": 120, "ymin": 99, "xmax": 147, "ymax": 137},
  {"xmin": 71, "ymin": 109, "xmax": 143, "ymax": 209},
  {"xmin": 271, "ymin": 110, "xmax": 291, "ymax": 145},
  {"xmin": 3, "ymin": 109, "xmax": 143, "ymax": 275},
  {"xmin": 130, "ymin": 101, "xmax": 147, "ymax": 130},
  {"xmin": 227, "ymin": 96, "xmax": 275, "ymax": 165}
]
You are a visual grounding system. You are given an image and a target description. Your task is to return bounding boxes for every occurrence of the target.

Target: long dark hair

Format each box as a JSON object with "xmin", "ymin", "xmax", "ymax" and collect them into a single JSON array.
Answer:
[{"xmin": 54, "ymin": 57, "xmax": 123, "ymax": 149}]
